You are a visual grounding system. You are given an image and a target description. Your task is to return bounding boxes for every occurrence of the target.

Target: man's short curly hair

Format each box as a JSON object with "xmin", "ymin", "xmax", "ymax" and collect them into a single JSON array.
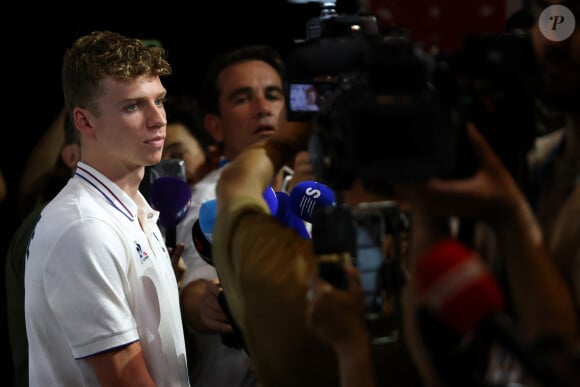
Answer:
[{"xmin": 62, "ymin": 30, "xmax": 172, "ymax": 117}]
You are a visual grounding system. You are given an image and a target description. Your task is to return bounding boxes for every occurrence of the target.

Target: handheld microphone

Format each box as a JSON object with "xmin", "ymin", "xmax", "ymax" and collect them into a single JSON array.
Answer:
[
  {"xmin": 274, "ymin": 191, "xmax": 311, "ymax": 239},
  {"xmin": 198, "ymin": 199, "xmax": 217, "ymax": 244},
  {"xmin": 149, "ymin": 176, "xmax": 192, "ymax": 248},
  {"xmin": 191, "ymin": 199, "xmax": 216, "ymax": 265},
  {"xmin": 415, "ymin": 239, "xmax": 504, "ymax": 334},
  {"xmin": 262, "ymin": 185, "xmax": 279, "ymax": 215},
  {"xmin": 415, "ymin": 239, "xmax": 568, "ymax": 386},
  {"xmin": 288, "ymin": 180, "xmax": 336, "ymax": 223},
  {"xmin": 191, "ymin": 202, "xmax": 248, "ymax": 351},
  {"xmin": 192, "ymin": 187, "xmax": 280, "ymax": 265}
]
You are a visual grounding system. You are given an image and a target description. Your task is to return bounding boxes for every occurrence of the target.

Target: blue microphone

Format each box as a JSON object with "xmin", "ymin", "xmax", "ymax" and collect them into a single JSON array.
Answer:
[
  {"xmin": 198, "ymin": 199, "xmax": 217, "ymax": 243},
  {"xmin": 288, "ymin": 180, "xmax": 336, "ymax": 223},
  {"xmin": 192, "ymin": 186, "xmax": 280, "ymax": 265},
  {"xmin": 193, "ymin": 199, "xmax": 217, "ymax": 265},
  {"xmin": 262, "ymin": 185, "xmax": 279, "ymax": 215},
  {"xmin": 274, "ymin": 191, "xmax": 311, "ymax": 239},
  {"xmin": 150, "ymin": 176, "xmax": 192, "ymax": 248}
]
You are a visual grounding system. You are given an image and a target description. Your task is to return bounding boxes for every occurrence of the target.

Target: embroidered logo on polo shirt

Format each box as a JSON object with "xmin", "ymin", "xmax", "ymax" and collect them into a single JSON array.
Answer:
[{"xmin": 135, "ymin": 241, "xmax": 149, "ymax": 263}]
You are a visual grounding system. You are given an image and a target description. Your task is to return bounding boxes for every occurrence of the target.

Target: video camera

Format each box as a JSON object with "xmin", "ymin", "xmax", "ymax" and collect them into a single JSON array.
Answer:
[
  {"xmin": 285, "ymin": 1, "xmax": 380, "ymax": 122},
  {"xmin": 286, "ymin": 1, "xmax": 540, "ymax": 190},
  {"xmin": 289, "ymin": 0, "xmax": 543, "ymax": 346}
]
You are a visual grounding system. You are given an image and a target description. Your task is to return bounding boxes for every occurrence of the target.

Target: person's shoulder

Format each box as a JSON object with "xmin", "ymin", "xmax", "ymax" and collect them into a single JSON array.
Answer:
[
  {"xmin": 42, "ymin": 178, "xmax": 98, "ymax": 217},
  {"xmin": 39, "ymin": 182, "xmax": 130, "ymax": 240},
  {"xmin": 202, "ymin": 166, "xmax": 223, "ymax": 183},
  {"xmin": 6, "ymin": 203, "xmax": 48, "ymax": 270}
]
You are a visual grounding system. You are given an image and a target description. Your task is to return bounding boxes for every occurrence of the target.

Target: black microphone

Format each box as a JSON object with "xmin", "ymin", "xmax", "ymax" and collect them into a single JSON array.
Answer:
[
  {"xmin": 191, "ymin": 198, "xmax": 217, "ymax": 265},
  {"xmin": 190, "ymin": 199, "xmax": 249, "ymax": 351}
]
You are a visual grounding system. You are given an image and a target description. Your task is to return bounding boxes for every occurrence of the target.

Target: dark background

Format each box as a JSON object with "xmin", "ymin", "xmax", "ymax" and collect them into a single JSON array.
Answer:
[{"xmin": 2, "ymin": 0, "xmax": 348, "ymax": 190}]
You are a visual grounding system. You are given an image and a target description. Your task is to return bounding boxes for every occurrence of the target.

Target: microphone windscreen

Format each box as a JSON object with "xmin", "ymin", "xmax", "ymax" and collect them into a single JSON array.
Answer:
[
  {"xmin": 198, "ymin": 199, "xmax": 217, "ymax": 243},
  {"xmin": 288, "ymin": 180, "xmax": 336, "ymax": 223},
  {"xmin": 274, "ymin": 191, "xmax": 311, "ymax": 239},
  {"xmin": 263, "ymin": 185, "xmax": 279, "ymax": 215},
  {"xmin": 192, "ymin": 218, "xmax": 213, "ymax": 265},
  {"xmin": 150, "ymin": 176, "xmax": 192, "ymax": 229},
  {"xmin": 196, "ymin": 185, "xmax": 278, "ymax": 244},
  {"xmin": 193, "ymin": 187, "xmax": 278, "ymax": 263},
  {"xmin": 414, "ymin": 239, "xmax": 504, "ymax": 334}
]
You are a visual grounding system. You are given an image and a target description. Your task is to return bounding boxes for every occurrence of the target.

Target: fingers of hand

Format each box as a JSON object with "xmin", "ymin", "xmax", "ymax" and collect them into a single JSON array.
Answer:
[{"xmin": 169, "ymin": 243, "xmax": 185, "ymax": 266}]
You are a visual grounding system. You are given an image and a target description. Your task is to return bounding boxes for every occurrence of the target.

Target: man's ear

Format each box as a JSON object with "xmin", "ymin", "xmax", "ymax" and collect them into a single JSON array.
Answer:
[
  {"xmin": 60, "ymin": 144, "xmax": 81, "ymax": 170},
  {"xmin": 206, "ymin": 144, "xmax": 222, "ymax": 166},
  {"xmin": 74, "ymin": 108, "xmax": 96, "ymax": 138},
  {"xmin": 204, "ymin": 114, "xmax": 224, "ymax": 142}
]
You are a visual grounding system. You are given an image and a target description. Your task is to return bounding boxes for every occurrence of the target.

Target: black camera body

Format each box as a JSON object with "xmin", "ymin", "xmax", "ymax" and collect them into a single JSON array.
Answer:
[
  {"xmin": 303, "ymin": 31, "xmax": 466, "ymax": 189},
  {"xmin": 285, "ymin": 1, "xmax": 380, "ymax": 122},
  {"xmin": 286, "ymin": 3, "xmax": 539, "ymax": 190}
]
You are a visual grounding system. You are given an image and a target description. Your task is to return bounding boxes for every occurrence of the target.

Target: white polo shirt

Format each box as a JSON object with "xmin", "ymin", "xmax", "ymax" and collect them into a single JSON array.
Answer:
[{"xmin": 24, "ymin": 162, "xmax": 189, "ymax": 386}]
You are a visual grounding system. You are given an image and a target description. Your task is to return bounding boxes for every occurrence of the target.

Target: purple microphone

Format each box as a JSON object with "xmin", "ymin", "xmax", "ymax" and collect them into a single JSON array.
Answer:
[{"xmin": 150, "ymin": 176, "xmax": 192, "ymax": 248}]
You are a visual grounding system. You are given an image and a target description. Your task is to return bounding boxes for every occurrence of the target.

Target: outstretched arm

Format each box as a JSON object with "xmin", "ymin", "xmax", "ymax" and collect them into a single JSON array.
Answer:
[
  {"xmin": 216, "ymin": 120, "xmax": 312, "ymax": 212},
  {"xmin": 402, "ymin": 124, "xmax": 578, "ymax": 341},
  {"xmin": 305, "ymin": 265, "xmax": 376, "ymax": 387}
]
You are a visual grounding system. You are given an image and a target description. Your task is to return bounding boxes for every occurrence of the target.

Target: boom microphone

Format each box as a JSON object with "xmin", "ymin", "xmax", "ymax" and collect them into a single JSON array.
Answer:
[
  {"xmin": 415, "ymin": 239, "xmax": 569, "ymax": 386},
  {"xmin": 150, "ymin": 176, "xmax": 192, "ymax": 248},
  {"xmin": 288, "ymin": 180, "xmax": 336, "ymax": 223}
]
